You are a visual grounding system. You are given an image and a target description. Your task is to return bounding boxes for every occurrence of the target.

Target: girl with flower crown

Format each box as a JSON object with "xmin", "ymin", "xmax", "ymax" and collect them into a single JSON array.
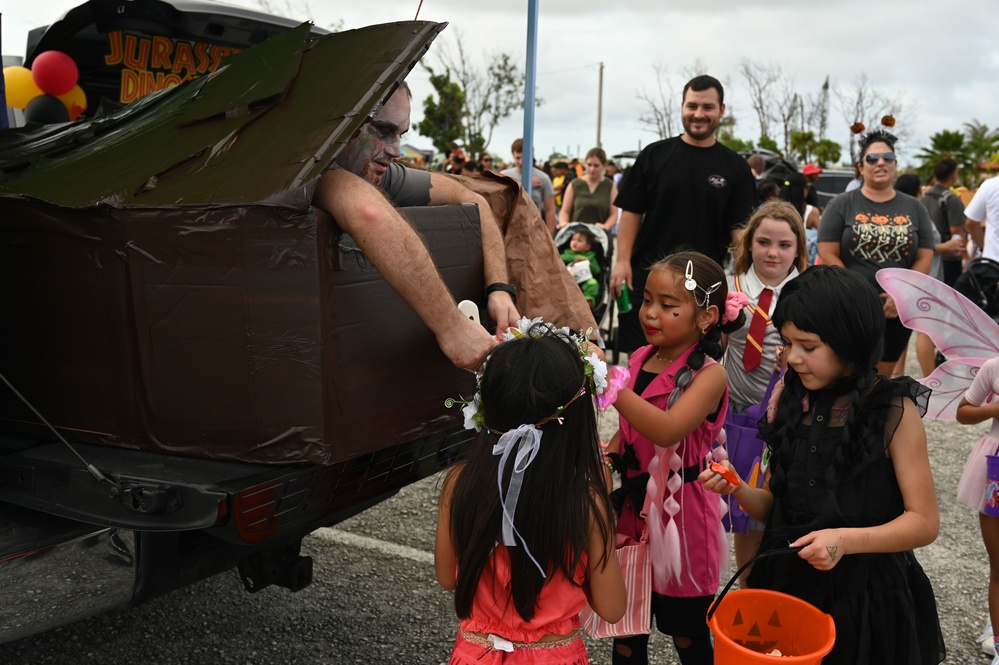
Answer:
[
  {"xmin": 436, "ymin": 322, "xmax": 626, "ymax": 664},
  {"xmin": 603, "ymin": 251, "xmax": 746, "ymax": 665}
]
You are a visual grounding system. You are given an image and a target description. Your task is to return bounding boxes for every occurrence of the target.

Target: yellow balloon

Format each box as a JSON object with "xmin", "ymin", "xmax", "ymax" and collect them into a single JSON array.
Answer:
[
  {"xmin": 57, "ymin": 84, "xmax": 88, "ymax": 121},
  {"xmin": 4, "ymin": 66, "xmax": 44, "ymax": 109}
]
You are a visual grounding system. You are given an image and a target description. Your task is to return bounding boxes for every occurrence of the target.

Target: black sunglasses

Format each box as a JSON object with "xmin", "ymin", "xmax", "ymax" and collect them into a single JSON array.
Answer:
[{"xmin": 864, "ymin": 151, "xmax": 896, "ymax": 164}]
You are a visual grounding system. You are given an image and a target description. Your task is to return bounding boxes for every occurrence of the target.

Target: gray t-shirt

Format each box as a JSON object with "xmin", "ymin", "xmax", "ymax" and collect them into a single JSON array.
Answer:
[
  {"xmin": 818, "ymin": 188, "xmax": 935, "ymax": 288},
  {"xmin": 379, "ymin": 162, "xmax": 432, "ymax": 207},
  {"xmin": 501, "ymin": 166, "xmax": 554, "ymax": 219},
  {"xmin": 923, "ymin": 184, "xmax": 965, "ymax": 243}
]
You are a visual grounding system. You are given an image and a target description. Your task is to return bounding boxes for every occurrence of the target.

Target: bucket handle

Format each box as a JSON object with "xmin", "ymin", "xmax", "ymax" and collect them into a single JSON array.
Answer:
[{"xmin": 706, "ymin": 546, "xmax": 802, "ymax": 622}]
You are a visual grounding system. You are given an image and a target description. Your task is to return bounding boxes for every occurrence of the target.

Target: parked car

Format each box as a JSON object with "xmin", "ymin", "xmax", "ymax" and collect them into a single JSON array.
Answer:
[{"xmin": 813, "ymin": 168, "xmax": 857, "ymax": 208}]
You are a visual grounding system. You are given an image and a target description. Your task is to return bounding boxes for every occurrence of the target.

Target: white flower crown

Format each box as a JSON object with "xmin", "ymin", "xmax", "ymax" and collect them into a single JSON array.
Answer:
[{"xmin": 446, "ymin": 317, "xmax": 608, "ymax": 432}]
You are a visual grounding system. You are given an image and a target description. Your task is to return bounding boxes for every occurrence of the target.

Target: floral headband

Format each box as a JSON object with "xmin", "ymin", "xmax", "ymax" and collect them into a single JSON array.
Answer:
[
  {"xmin": 445, "ymin": 317, "xmax": 608, "ymax": 433},
  {"xmin": 444, "ymin": 317, "xmax": 609, "ymax": 578}
]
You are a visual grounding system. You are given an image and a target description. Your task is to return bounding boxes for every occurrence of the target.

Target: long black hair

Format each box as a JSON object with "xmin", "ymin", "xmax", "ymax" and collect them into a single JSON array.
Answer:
[
  {"xmin": 448, "ymin": 326, "xmax": 615, "ymax": 621},
  {"xmin": 647, "ymin": 251, "xmax": 746, "ymax": 408},
  {"xmin": 759, "ymin": 266, "xmax": 885, "ymax": 498}
]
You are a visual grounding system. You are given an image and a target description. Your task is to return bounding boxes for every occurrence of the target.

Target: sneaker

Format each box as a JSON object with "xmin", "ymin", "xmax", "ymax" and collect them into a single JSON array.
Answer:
[
  {"xmin": 990, "ymin": 650, "xmax": 999, "ymax": 664},
  {"xmin": 986, "ymin": 640, "xmax": 997, "ymax": 658},
  {"xmin": 978, "ymin": 620, "xmax": 993, "ymax": 644}
]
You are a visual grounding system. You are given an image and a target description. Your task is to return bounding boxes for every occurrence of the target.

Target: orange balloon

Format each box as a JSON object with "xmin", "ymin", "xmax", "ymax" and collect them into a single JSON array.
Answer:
[
  {"xmin": 57, "ymin": 84, "xmax": 88, "ymax": 121},
  {"xmin": 4, "ymin": 66, "xmax": 44, "ymax": 109}
]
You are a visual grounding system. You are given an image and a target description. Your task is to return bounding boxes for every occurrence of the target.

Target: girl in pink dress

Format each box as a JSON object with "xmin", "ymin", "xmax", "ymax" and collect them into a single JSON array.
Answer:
[
  {"xmin": 606, "ymin": 251, "xmax": 746, "ymax": 665},
  {"xmin": 436, "ymin": 324, "xmax": 626, "ymax": 664},
  {"xmin": 957, "ymin": 356, "xmax": 999, "ymax": 664}
]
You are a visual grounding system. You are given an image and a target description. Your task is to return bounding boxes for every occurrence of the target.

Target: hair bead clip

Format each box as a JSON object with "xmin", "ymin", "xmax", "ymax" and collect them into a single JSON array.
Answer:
[
  {"xmin": 684, "ymin": 260, "xmax": 721, "ymax": 308},
  {"xmin": 684, "ymin": 260, "xmax": 697, "ymax": 292}
]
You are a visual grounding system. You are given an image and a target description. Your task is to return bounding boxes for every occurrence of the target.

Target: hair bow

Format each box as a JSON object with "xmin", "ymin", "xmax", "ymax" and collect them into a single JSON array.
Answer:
[
  {"xmin": 492, "ymin": 424, "xmax": 546, "ymax": 577},
  {"xmin": 723, "ymin": 291, "xmax": 749, "ymax": 325}
]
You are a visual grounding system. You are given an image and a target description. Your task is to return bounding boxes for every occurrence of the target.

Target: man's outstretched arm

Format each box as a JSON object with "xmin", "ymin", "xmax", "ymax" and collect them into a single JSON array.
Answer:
[
  {"xmin": 427, "ymin": 171, "xmax": 520, "ymax": 334},
  {"xmin": 314, "ymin": 168, "xmax": 496, "ymax": 370}
]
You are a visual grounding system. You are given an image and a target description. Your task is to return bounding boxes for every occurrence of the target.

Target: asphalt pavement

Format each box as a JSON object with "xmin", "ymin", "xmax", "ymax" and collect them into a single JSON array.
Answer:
[{"xmin": 0, "ymin": 350, "xmax": 992, "ymax": 664}]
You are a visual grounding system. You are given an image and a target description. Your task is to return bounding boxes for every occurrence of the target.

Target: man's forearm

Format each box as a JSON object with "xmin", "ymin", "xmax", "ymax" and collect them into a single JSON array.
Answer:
[
  {"xmin": 615, "ymin": 212, "xmax": 640, "ymax": 266},
  {"xmin": 315, "ymin": 169, "xmax": 463, "ymax": 336},
  {"xmin": 911, "ymin": 248, "xmax": 934, "ymax": 275},
  {"xmin": 967, "ymin": 219, "xmax": 985, "ymax": 252},
  {"xmin": 544, "ymin": 197, "xmax": 557, "ymax": 235}
]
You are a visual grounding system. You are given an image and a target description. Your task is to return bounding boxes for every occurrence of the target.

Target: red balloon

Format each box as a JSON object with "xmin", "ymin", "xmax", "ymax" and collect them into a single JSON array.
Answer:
[{"xmin": 31, "ymin": 51, "xmax": 79, "ymax": 96}]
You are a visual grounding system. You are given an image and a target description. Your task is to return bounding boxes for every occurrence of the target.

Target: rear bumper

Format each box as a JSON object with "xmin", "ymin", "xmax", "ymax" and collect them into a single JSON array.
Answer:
[
  {"xmin": 0, "ymin": 425, "xmax": 471, "ymax": 540},
  {"xmin": 0, "ymin": 504, "xmax": 137, "ymax": 645}
]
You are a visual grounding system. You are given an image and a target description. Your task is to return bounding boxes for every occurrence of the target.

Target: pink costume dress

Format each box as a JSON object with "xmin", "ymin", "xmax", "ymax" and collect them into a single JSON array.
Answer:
[
  {"xmin": 957, "ymin": 356, "xmax": 999, "ymax": 512},
  {"xmin": 448, "ymin": 545, "xmax": 590, "ymax": 664},
  {"xmin": 616, "ymin": 344, "xmax": 726, "ymax": 597}
]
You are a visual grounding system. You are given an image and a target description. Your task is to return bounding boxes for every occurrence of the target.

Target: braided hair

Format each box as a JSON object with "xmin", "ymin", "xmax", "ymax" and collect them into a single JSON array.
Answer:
[{"xmin": 647, "ymin": 251, "xmax": 746, "ymax": 408}]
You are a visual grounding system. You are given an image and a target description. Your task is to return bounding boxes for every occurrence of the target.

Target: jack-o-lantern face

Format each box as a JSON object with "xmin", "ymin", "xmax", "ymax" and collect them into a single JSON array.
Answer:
[
  {"xmin": 871, "ymin": 214, "xmax": 890, "ymax": 225},
  {"xmin": 855, "ymin": 213, "xmax": 870, "ymax": 223},
  {"xmin": 728, "ymin": 607, "xmax": 783, "ymax": 654},
  {"xmin": 893, "ymin": 215, "xmax": 909, "ymax": 225}
]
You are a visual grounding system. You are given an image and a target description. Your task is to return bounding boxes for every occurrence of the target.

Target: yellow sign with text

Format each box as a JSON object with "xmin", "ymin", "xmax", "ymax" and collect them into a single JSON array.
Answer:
[{"xmin": 105, "ymin": 31, "xmax": 240, "ymax": 103}]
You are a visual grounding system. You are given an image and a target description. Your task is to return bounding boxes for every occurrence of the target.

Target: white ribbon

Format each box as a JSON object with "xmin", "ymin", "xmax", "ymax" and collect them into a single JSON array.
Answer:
[
  {"xmin": 488, "ymin": 634, "xmax": 515, "ymax": 652},
  {"xmin": 492, "ymin": 424, "xmax": 547, "ymax": 578}
]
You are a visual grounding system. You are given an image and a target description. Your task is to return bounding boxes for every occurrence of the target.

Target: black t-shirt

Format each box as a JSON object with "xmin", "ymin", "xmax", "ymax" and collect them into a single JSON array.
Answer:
[
  {"xmin": 805, "ymin": 185, "xmax": 818, "ymax": 208},
  {"xmin": 614, "ymin": 136, "xmax": 755, "ymax": 293}
]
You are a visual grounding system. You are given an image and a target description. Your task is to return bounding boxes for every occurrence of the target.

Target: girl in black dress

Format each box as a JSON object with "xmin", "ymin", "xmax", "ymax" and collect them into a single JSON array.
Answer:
[{"xmin": 700, "ymin": 265, "xmax": 944, "ymax": 664}]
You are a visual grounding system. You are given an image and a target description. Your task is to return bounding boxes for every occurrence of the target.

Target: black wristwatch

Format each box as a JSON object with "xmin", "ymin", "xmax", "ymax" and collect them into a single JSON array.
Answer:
[{"xmin": 485, "ymin": 282, "xmax": 517, "ymax": 303}]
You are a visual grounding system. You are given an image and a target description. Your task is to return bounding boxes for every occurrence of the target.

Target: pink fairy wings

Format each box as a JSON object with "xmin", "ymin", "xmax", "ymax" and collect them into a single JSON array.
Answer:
[{"xmin": 876, "ymin": 268, "xmax": 999, "ymax": 420}]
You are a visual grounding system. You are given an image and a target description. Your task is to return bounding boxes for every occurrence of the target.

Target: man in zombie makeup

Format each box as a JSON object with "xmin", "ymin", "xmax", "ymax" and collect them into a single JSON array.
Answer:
[
  {"xmin": 310, "ymin": 82, "xmax": 512, "ymax": 371},
  {"xmin": 329, "ymin": 82, "xmax": 519, "ymax": 334}
]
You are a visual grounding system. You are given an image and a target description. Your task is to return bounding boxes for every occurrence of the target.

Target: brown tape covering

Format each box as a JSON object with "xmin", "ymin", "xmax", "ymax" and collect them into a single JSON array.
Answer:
[
  {"xmin": 456, "ymin": 171, "xmax": 600, "ymax": 336},
  {"xmin": 0, "ymin": 198, "xmax": 479, "ymax": 465}
]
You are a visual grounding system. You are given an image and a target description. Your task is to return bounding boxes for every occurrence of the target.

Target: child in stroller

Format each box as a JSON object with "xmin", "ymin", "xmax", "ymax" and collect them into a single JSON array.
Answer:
[{"xmin": 555, "ymin": 224, "xmax": 611, "ymax": 313}]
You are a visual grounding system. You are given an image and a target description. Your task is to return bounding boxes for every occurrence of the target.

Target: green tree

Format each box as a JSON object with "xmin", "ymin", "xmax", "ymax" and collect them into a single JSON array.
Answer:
[
  {"xmin": 813, "ymin": 139, "xmax": 841, "ymax": 168},
  {"xmin": 717, "ymin": 116, "xmax": 753, "ymax": 153},
  {"xmin": 790, "ymin": 131, "xmax": 841, "ymax": 167},
  {"xmin": 415, "ymin": 65, "xmax": 464, "ymax": 154},
  {"xmin": 915, "ymin": 129, "xmax": 971, "ymax": 184},
  {"xmin": 965, "ymin": 120, "xmax": 999, "ymax": 172},
  {"xmin": 433, "ymin": 32, "xmax": 533, "ymax": 159},
  {"xmin": 790, "ymin": 130, "xmax": 815, "ymax": 163},
  {"xmin": 718, "ymin": 132, "xmax": 754, "ymax": 154},
  {"xmin": 758, "ymin": 135, "xmax": 780, "ymax": 153}
]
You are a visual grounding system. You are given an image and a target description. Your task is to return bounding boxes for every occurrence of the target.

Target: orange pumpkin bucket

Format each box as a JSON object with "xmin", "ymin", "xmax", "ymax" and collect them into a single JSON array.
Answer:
[{"xmin": 707, "ymin": 548, "xmax": 835, "ymax": 664}]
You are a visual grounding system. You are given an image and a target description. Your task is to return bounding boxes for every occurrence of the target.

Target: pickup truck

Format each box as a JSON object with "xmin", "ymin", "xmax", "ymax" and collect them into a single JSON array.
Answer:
[{"xmin": 0, "ymin": 0, "xmax": 479, "ymax": 644}]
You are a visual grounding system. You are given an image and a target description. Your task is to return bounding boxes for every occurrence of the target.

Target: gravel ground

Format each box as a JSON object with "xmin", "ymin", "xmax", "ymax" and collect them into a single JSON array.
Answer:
[
  {"xmin": 580, "ymin": 346, "xmax": 993, "ymax": 665},
  {"xmin": 0, "ymin": 346, "xmax": 991, "ymax": 664}
]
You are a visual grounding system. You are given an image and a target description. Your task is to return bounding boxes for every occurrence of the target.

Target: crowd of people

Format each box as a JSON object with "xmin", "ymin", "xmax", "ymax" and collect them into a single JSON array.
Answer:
[{"xmin": 324, "ymin": 70, "xmax": 999, "ymax": 665}]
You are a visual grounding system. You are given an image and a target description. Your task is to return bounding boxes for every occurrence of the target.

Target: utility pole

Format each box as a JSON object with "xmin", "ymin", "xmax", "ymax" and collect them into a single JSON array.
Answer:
[
  {"xmin": 596, "ymin": 62, "xmax": 604, "ymax": 149},
  {"xmin": 521, "ymin": 0, "xmax": 540, "ymax": 198}
]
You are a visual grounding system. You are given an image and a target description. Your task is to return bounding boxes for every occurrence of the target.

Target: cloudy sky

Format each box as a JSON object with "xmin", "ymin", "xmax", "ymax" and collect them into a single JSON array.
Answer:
[{"xmin": 5, "ymin": 0, "xmax": 998, "ymax": 166}]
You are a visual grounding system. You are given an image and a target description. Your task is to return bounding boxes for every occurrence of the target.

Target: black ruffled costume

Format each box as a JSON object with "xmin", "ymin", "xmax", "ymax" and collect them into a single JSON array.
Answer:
[{"xmin": 747, "ymin": 376, "xmax": 945, "ymax": 664}]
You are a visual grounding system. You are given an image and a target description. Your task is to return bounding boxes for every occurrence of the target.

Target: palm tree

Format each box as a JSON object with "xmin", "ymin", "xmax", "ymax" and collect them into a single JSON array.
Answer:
[
  {"xmin": 915, "ymin": 129, "xmax": 973, "ymax": 185},
  {"xmin": 964, "ymin": 120, "xmax": 999, "ymax": 178}
]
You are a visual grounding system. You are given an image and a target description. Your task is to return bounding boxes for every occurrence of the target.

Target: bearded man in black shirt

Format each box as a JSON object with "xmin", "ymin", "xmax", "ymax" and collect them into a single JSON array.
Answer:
[{"xmin": 611, "ymin": 74, "xmax": 756, "ymax": 353}]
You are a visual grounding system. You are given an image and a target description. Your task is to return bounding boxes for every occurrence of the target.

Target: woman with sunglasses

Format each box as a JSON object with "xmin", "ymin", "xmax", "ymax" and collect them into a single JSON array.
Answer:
[{"xmin": 817, "ymin": 129, "xmax": 935, "ymax": 376}]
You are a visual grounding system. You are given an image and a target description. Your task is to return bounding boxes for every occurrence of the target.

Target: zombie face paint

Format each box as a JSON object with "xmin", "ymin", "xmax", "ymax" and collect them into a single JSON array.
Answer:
[{"xmin": 335, "ymin": 87, "xmax": 410, "ymax": 186}]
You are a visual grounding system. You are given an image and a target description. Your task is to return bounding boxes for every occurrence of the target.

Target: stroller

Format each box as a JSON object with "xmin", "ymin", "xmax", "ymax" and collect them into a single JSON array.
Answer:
[
  {"xmin": 553, "ymin": 223, "xmax": 616, "ymax": 350},
  {"xmin": 954, "ymin": 257, "xmax": 999, "ymax": 323}
]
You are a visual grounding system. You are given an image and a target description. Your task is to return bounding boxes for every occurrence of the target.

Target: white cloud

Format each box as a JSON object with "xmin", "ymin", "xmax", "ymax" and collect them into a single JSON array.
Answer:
[{"xmin": 5, "ymin": 0, "xmax": 998, "ymax": 166}]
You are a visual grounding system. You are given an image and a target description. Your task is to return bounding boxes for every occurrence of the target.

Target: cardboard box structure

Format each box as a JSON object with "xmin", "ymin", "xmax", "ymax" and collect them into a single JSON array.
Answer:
[{"xmin": 0, "ymin": 20, "xmax": 480, "ymax": 465}]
